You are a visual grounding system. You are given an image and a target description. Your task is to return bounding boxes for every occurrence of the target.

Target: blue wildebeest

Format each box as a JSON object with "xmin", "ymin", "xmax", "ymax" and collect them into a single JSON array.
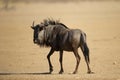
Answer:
[{"xmin": 31, "ymin": 19, "xmax": 92, "ymax": 74}]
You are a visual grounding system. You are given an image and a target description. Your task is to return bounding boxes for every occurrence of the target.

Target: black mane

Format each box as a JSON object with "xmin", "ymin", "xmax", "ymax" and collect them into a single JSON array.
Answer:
[{"xmin": 42, "ymin": 19, "xmax": 69, "ymax": 29}]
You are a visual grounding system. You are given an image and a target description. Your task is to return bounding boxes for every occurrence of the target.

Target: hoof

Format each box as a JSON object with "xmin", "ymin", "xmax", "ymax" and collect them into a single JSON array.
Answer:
[
  {"xmin": 49, "ymin": 71, "xmax": 52, "ymax": 74},
  {"xmin": 49, "ymin": 68, "xmax": 53, "ymax": 74},
  {"xmin": 73, "ymin": 71, "xmax": 77, "ymax": 74},
  {"xmin": 87, "ymin": 71, "xmax": 94, "ymax": 74},
  {"xmin": 59, "ymin": 71, "xmax": 64, "ymax": 74}
]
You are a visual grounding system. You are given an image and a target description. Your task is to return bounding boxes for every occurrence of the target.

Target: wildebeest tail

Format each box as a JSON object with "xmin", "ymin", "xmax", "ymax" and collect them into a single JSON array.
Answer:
[
  {"xmin": 81, "ymin": 32, "xmax": 90, "ymax": 64},
  {"xmin": 84, "ymin": 43, "xmax": 90, "ymax": 63}
]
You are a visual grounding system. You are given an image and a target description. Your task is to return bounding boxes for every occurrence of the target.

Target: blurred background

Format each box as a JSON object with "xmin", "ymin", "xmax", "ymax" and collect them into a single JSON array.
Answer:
[{"xmin": 0, "ymin": 0, "xmax": 120, "ymax": 77}]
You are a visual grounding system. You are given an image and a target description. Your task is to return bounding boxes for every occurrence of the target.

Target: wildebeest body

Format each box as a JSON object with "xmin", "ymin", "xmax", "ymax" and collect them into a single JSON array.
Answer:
[
  {"xmin": 31, "ymin": 19, "xmax": 93, "ymax": 74},
  {"xmin": 44, "ymin": 25, "xmax": 84, "ymax": 51}
]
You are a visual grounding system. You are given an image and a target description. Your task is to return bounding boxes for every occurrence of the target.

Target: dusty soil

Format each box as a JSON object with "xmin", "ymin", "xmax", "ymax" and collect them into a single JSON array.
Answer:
[{"xmin": 0, "ymin": 1, "xmax": 120, "ymax": 80}]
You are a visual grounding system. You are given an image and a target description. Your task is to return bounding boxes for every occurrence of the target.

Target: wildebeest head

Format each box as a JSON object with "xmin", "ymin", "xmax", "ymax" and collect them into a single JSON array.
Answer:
[{"xmin": 31, "ymin": 21, "xmax": 45, "ymax": 44}]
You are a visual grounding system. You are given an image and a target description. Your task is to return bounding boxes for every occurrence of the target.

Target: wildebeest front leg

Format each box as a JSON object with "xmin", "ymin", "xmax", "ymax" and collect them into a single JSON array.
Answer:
[
  {"xmin": 59, "ymin": 50, "xmax": 64, "ymax": 74},
  {"xmin": 47, "ymin": 48, "xmax": 54, "ymax": 74}
]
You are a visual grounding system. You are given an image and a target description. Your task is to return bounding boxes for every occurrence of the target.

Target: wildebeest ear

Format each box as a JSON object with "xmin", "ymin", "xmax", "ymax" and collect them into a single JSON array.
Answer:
[{"xmin": 31, "ymin": 26, "xmax": 35, "ymax": 29}]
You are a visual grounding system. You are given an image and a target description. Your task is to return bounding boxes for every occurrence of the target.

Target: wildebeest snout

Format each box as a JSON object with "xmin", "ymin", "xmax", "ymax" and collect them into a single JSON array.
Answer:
[{"xmin": 33, "ymin": 39, "xmax": 38, "ymax": 44}]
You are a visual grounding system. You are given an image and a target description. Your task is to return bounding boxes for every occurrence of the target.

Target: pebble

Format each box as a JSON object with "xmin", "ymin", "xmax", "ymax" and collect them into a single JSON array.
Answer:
[{"xmin": 113, "ymin": 61, "xmax": 117, "ymax": 65}]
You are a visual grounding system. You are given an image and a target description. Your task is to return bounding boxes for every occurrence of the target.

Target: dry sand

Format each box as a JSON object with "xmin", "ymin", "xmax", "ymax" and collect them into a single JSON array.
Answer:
[{"xmin": 0, "ymin": 1, "xmax": 120, "ymax": 80}]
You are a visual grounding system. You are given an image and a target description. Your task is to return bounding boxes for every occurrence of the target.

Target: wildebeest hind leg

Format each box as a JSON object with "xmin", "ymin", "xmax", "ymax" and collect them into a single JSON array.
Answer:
[
  {"xmin": 73, "ymin": 49, "xmax": 80, "ymax": 74},
  {"xmin": 81, "ymin": 44, "xmax": 93, "ymax": 74}
]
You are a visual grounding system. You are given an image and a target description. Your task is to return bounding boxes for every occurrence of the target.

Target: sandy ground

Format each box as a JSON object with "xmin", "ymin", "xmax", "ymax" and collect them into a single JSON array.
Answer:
[{"xmin": 0, "ymin": 1, "xmax": 120, "ymax": 80}]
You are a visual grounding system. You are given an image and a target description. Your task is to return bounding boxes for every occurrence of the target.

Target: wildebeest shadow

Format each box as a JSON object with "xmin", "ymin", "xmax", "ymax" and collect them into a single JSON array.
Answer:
[{"xmin": 0, "ymin": 72, "xmax": 51, "ymax": 75}]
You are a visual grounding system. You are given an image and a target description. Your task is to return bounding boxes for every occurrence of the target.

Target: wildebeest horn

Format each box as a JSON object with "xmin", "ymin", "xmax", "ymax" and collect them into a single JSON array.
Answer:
[
  {"xmin": 31, "ymin": 21, "xmax": 35, "ymax": 29},
  {"xmin": 32, "ymin": 21, "xmax": 35, "ymax": 27}
]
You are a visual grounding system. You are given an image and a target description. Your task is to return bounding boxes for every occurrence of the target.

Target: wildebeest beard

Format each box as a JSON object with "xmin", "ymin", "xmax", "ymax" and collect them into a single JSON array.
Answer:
[{"xmin": 38, "ymin": 24, "xmax": 68, "ymax": 51}]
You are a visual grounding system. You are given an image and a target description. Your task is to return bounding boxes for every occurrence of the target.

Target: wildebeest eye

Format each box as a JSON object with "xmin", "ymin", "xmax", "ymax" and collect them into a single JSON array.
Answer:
[{"xmin": 39, "ymin": 27, "xmax": 43, "ymax": 31}]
